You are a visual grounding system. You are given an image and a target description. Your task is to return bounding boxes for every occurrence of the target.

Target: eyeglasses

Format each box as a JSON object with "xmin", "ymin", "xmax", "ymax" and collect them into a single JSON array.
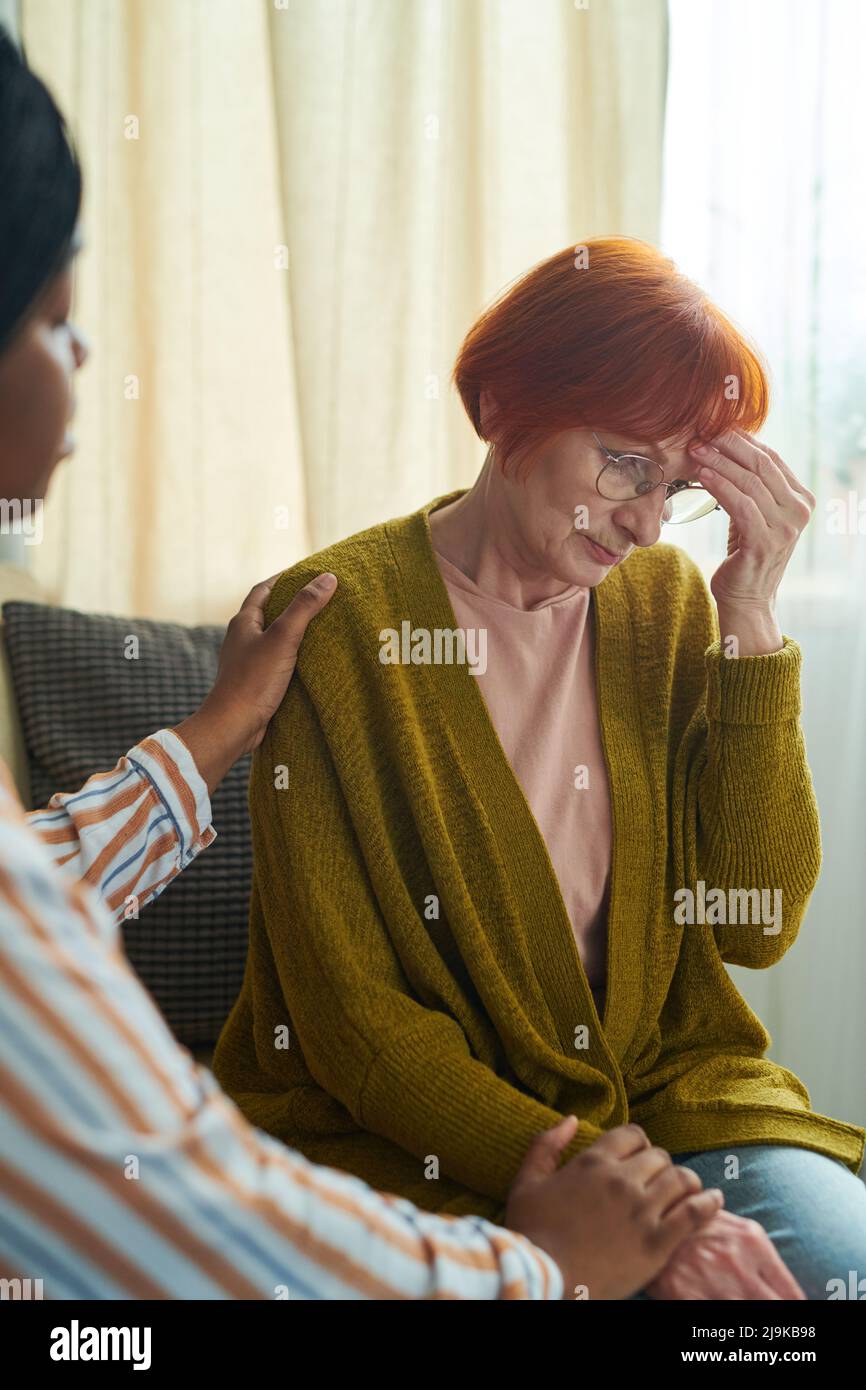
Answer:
[{"xmin": 592, "ymin": 431, "xmax": 721, "ymax": 525}]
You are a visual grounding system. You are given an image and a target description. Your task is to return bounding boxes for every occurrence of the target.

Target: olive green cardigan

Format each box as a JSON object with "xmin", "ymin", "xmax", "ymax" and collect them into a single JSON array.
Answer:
[{"xmin": 214, "ymin": 492, "xmax": 865, "ymax": 1223}]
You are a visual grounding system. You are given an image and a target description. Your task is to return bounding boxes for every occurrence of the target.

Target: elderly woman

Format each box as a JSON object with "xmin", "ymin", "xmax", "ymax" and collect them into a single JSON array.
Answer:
[{"xmin": 214, "ymin": 239, "xmax": 866, "ymax": 1299}]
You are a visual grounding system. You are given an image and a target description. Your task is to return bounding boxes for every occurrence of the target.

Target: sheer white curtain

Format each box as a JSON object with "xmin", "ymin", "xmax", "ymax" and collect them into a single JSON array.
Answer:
[{"xmin": 661, "ymin": 0, "xmax": 866, "ymax": 1151}]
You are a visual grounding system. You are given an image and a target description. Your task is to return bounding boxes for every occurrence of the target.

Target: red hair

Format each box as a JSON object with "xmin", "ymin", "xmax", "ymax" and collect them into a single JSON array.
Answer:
[{"xmin": 452, "ymin": 237, "xmax": 770, "ymax": 476}]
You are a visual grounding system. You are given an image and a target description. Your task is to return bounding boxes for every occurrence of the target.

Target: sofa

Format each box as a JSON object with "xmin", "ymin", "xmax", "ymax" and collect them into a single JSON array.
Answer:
[{"xmin": 0, "ymin": 564, "xmax": 254, "ymax": 1068}]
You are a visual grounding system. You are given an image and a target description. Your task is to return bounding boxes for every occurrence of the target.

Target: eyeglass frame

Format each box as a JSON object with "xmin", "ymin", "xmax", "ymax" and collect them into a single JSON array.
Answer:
[{"xmin": 591, "ymin": 431, "xmax": 721, "ymax": 522}]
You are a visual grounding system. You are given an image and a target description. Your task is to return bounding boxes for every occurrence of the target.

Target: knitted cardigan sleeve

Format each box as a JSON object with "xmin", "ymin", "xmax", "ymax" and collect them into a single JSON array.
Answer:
[
  {"xmin": 246, "ymin": 669, "xmax": 602, "ymax": 1206},
  {"xmin": 670, "ymin": 555, "xmax": 822, "ymax": 969}
]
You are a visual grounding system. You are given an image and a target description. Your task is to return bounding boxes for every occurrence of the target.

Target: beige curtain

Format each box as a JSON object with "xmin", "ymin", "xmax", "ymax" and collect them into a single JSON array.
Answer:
[{"xmin": 21, "ymin": 0, "xmax": 667, "ymax": 623}]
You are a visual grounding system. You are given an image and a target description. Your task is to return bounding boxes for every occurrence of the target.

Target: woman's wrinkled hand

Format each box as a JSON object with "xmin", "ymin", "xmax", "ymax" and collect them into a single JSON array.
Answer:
[
  {"xmin": 688, "ymin": 429, "xmax": 815, "ymax": 654},
  {"xmin": 689, "ymin": 428, "xmax": 815, "ymax": 610},
  {"xmin": 645, "ymin": 1207, "xmax": 806, "ymax": 1300}
]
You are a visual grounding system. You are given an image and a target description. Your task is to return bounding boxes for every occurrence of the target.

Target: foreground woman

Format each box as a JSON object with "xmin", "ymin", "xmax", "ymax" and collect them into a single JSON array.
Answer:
[{"xmin": 215, "ymin": 237, "xmax": 866, "ymax": 1299}]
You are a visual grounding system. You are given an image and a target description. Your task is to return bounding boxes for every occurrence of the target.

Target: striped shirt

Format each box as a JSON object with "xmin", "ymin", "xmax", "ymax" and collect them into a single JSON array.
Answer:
[{"xmin": 0, "ymin": 728, "xmax": 561, "ymax": 1300}]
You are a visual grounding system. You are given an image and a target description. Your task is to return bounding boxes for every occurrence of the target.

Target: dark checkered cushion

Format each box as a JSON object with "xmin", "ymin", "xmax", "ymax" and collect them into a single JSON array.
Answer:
[{"xmin": 2, "ymin": 600, "xmax": 252, "ymax": 1047}]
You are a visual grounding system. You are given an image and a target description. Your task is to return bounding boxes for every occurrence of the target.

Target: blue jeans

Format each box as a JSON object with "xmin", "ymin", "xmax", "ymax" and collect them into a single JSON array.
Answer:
[{"xmin": 629, "ymin": 1145, "xmax": 866, "ymax": 1300}]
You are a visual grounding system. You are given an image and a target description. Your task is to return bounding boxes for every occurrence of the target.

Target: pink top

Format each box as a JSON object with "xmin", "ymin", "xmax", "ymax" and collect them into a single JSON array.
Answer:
[{"xmin": 433, "ymin": 549, "xmax": 613, "ymax": 1020}]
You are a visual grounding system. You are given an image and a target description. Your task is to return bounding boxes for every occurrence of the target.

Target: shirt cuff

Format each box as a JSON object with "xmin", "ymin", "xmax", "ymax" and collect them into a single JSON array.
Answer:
[
  {"xmin": 526, "ymin": 1240, "xmax": 565, "ymax": 1300},
  {"xmin": 705, "ymin": 635, "xmax": 803, "ymax": 725},
  {"xmin": 126, "ymin": 727, "xmax": 217, "ymax": 862},
  {"xmin": 470, "ymin": 1220, "xmax": 564, "ymax": 1300}
]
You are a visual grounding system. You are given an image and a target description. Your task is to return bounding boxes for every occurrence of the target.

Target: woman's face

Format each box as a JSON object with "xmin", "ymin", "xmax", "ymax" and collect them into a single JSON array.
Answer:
[
  {"xmin": 497, "ymin": 424, "xmax": 704, "ymax": 587},
  {"xmin": 0, "ymin": 254, "xmax": 88, "ymax": 505}
]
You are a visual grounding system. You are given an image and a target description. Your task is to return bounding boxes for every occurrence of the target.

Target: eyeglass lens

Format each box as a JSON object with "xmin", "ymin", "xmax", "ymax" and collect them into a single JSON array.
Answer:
[{"xmin": 598, "ymin": 454, "xmax": 716, "ymax": 524}]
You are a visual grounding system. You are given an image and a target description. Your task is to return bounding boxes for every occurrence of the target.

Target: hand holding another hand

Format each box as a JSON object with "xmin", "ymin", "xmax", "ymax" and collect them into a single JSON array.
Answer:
[{"xmin": 505, "ymin": 1119, "xmax": 725, "ymax": 1301}]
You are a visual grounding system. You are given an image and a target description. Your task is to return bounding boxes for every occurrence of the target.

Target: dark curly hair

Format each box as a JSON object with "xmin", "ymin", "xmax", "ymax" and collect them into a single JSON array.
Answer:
[{"xmin": 0, "ymin": 27, "xmax": 82, "ymax": 354}]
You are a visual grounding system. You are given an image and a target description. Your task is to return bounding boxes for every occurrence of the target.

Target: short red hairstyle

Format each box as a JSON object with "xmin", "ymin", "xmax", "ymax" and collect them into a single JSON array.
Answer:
[{"xmin": 452, "ymin": 237, "xmax": 770, "ymax": 476}]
